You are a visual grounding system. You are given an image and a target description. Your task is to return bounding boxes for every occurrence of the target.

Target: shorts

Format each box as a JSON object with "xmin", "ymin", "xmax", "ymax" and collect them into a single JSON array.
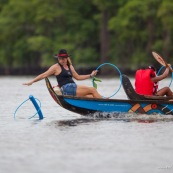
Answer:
[{"xmin": 61, "ymin": 83, "xmax": 77, "ymax": 96}]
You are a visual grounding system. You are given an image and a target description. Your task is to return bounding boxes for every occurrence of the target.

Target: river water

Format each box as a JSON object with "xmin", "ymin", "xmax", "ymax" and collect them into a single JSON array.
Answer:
[{"xmin": 0, "ymin": 76, "xmax": 173, "ymax": 173}]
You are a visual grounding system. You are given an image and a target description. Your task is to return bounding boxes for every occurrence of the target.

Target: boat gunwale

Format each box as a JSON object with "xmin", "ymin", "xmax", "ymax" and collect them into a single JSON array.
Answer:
[{"xmin": 45, "ymin": 77, "xmax": 173, "ymax": 104}]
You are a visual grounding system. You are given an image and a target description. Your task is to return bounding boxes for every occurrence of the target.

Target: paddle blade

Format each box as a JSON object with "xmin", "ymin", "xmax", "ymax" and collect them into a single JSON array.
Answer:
[
  {"xmin": 152, "ymin": 51, "xmax": 167, "ymax": 67},
  {"xmin": 93, "ymin": 81, "xmax": 97, "ymax": 89},
  {"xmin": 93, "ymin": 77, "xmax": 102, "ymax": 82},
  {"xmin": 92, "ymin": 77, "xmax": 102, "ymax": 89},
  {"xmin": 152, "ymin": 51, "xmax": 173, "ymax": 72}
]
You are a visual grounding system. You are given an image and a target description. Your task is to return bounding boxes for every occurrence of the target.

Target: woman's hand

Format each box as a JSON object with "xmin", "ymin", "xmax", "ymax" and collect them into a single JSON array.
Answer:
[
  {"xmin": 166, "ymin": 63, "xmax": 171, "ymax": 67},
  {"xmin": 23, "ymin": 81, "xmax": 33, "ymax": 86},
  {"xmin": 90, "ymin": 70, "xmax": 98, "ymax": 77}
]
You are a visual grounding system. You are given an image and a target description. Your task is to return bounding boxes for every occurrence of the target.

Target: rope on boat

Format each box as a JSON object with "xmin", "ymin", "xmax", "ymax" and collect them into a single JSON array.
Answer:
[
  {"xmin": 157, "ymin": 66, "xmax": 173, "ymax": 87},
  {"xmin": 93, "ymin": 63, "xmax": 122, "ymax": 98},
  {"xmin": 14, "ymin": 95, "xmax": 44, "ymax": 120}
]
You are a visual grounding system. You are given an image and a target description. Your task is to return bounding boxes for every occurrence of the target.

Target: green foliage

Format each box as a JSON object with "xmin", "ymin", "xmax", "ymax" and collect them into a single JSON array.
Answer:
[
  {"xmin": 1, "ymin": 0, "xmax": 173, "ymax": 70},
  {"xmin": 108, "ymin": 0, "xmax": 165, "ymax": 66},
  {"xmin": 158, "ymin": 0, "xmax": 173, "ymax": 30}
]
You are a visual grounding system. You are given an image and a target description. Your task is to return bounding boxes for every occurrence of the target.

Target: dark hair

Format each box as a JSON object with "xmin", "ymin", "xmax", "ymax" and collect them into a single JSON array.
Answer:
[{"xmin": 148, "ymin": 65, "xmax": 156, "ymax": 71}]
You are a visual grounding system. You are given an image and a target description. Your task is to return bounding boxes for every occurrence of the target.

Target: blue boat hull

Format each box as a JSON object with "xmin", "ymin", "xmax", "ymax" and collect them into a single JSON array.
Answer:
[
  {"xmin": 45, "ymin": 78, "xmax": 173, "ymax": 116},
  {"xmin": 63, "ymin": 97, "xmax": 173, "ymax": 115},
  {"xmin": 45, "ymin": 78, "xmax": 173, "ymax": 115}
]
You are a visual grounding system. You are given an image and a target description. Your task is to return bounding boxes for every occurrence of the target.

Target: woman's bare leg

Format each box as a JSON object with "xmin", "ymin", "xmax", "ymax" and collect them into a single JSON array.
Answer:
[
  {"xmin": 76, "ymin": 85, "xmax": 102, "ymax": 98},
  {"xmin": 85, "ymin": 94, "xmax": 94, "ymax": 98}
]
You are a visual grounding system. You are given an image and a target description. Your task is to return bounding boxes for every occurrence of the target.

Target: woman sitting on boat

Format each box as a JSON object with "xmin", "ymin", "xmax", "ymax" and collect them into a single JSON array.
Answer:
[
  {"xmin": 135, "ymin": 65, "xmax": 173, "ymax": 96},
  {"xmin": 23, "ymin": 49, "xmax": 102, "ymax": 98}
]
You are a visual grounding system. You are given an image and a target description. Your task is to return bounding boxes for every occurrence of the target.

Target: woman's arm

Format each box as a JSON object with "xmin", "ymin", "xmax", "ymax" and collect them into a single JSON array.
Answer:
[
  {"xmin": 23, "ymin": 64, "xmax": 58, "ymax": 86},
  {"xmin": 151, "ymin": 66, "xmax": 170, "ymax": 82},
  {"xmin": 70, "ymin": 65, "xmax": 97, "ymax": 80}
]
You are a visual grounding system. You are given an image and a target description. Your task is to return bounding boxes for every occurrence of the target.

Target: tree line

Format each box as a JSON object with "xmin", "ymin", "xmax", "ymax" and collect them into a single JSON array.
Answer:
[{"xmin": 0, "ymin": 0, "xmax": 173, "ymax": 73}]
